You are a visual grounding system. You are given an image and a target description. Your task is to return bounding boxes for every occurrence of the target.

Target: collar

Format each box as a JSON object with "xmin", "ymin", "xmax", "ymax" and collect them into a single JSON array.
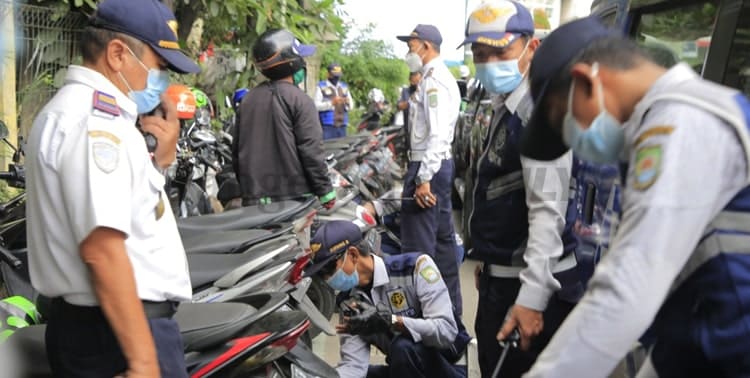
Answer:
[
  {"xmin": 370, "ymin": 254, "xmax": 389, "ymax": 288},
  {"xmin": 624, "ymin": 63, "xmax": 698, "ymax": 138},
  {"xmin": 494, "ymin": 79, "xmax": 529, "ymax": 114},
  {"xmin": 422, "ymin": 56, "xmax": 444, "ymax": 73},
  {"xmin": 65, "ymin": 65, "xmax": 138, "ymax": 117}
]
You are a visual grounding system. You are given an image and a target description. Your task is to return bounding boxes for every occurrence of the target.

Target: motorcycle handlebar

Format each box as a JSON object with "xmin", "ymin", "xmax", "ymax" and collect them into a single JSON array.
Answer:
[{"xmin": 0, "ymin": 244, "xmax": 22, "ymax": 269}]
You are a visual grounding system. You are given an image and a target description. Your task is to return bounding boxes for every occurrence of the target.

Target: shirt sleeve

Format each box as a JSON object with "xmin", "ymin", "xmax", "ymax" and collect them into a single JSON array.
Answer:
[
  {"xmin": 336, "ymin": 333, "xmax": 370, "ymax": 378},
  {"xmin": 524, "ymin": 103, "xmax": 749, "ymax": 377},
  {"xmin": 314, "ymin": 84, "xmax": 333, "ymax": 112},
  {"xmin": 62, "ymin": 116, "xmax": 133, "ymax": 244},
  {"xmin": 293, "ymin": 94, "xmax": 333, "ymax": 198},
  {"xmin": 416, "ymin": 77, "xmax": 450, "ymax": 183},
  {"xmin": 401, "ymin": 255, "xmax": 458, "ymax": 348},
  {"xmin": 516, "ymin": 151, "xmax": 573, "ymax": 311}
]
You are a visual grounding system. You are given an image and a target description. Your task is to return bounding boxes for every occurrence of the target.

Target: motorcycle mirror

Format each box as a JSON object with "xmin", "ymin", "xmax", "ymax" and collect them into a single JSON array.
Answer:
[{"xmin": 0, "ymin": 120, "xmax": 8, "ymax": 140}]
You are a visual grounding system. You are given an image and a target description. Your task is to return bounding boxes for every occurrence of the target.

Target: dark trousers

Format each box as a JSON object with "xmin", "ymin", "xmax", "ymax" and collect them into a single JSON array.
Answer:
[
  {"xmin": 401, "ymin": 159, "xmax": 462, "ymax": 315},
  {"xmin": 367, "ymin": 336, "xmax": 467, "ymax": 378},
  {"xmin": 476, "ymin": 273, "xmax": 574, "ymax": 378},
  {"xmin": 323, "ymin": 125, "xmax": 347, "ymax": 140},
  {"xmin": 45, "ymin": 300, "xmax": 187, "ymax": 378}
]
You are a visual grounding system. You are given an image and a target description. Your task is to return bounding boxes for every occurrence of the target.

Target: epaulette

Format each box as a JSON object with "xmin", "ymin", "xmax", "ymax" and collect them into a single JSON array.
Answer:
[{"xmin": 92, "ymin": 90, "xmax": 120, "ymax": 116}]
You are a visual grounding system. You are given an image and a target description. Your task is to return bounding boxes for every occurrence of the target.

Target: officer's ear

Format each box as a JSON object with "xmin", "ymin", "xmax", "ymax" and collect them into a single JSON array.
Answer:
[
  {"xmin": 347, "ymin": 246, "xmax": 360, "ymax": 264},
  {"xmin": 105, "ymin": 38, "xmax": 130, "ymax": 72}
]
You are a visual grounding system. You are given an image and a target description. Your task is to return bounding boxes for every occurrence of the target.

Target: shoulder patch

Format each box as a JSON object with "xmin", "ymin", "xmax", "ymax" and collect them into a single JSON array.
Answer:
[
  {"xmin": 428, "ymin": 91, "xmax": 438, "ymax": 108},
  {"xmin": 419, "ymin": 265, "xmax": 440, "ymax": 284},
  {"xmin": 92, "ymin": 91, "xmax": 120, "ymax": 116},
  {"xmin": 634, "ymin": 126, "xmax": 674, "ymax": 147},
  {"xmin": 632, "ymin": 145, "xmax": 662, "ymax": 190},
  {"xmin": 91, "ymin": 142, "xmax": 120, "ymax": 174}
]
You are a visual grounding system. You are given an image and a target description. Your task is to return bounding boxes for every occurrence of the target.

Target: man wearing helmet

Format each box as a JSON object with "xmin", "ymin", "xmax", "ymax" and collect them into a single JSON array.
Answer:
[{"xmin": 232, "ymin": 29, "xmax": 335, "ymax": 209}]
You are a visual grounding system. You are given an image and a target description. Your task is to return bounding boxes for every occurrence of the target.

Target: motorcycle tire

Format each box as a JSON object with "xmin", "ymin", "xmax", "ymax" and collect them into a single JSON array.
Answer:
[{"xmin": 305, "ymin": 275, "xmax": 335, "ymax": 339}]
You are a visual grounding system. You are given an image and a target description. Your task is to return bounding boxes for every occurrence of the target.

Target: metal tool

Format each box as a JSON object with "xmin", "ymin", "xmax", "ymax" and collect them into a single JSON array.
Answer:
[
  {"xmin": 378, "ymin": 196, "xmax": 416, "ymax": 201},
  {"xmin": 491, "ymin": 329, "xmax": 521, "ymax": 378}
]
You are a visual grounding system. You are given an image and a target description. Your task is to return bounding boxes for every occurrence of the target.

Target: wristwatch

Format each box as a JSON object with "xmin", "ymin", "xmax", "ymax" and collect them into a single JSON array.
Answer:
[{"xmin": 415, "ymin": 176, "xmax": 428, "ymax": 186}]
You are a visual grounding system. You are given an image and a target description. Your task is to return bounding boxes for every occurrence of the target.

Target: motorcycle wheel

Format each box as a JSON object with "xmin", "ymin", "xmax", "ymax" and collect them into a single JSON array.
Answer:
[{"xmin": 305, "ymin": 276, "xmax": 335, "ymax": 339}]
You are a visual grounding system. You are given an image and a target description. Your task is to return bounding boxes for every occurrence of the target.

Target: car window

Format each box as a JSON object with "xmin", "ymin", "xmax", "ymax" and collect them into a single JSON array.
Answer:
[
  {"xmin": 633, "ymin": 1, "xmax": 718, "ymax": 73},
  {"xmin": 724, "ymin": 1, "xmax": 750, "ymax": 97}
]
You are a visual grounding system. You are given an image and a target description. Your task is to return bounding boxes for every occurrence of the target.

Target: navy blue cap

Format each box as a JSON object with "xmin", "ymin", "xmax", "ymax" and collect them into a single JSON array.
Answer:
[
  {"xmin": 328, "ymin": 62, "xmax": 343, "ymax": 76},
  {"xmin": 305, "ymin": 221, "xmax": 363, "ymax": 277},
  {"xmin": 459, "ymin": 0, "xmax": 534, "ymax": 49},
  {"xmin": 520, "ymin": 16, "xmax": 620, "ymax": 161},
  {"xmin": 91, "ymin": 0, "xmax": 200, "ymax": 74},
  {"xmin": 397, "ymin": 24, "xmax": 443, "ymax": 46}
]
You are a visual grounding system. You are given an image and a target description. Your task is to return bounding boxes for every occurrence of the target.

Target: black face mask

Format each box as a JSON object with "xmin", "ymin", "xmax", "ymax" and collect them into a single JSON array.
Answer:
[
  {"xmin": 408, "ymin": 84, "xmax": 417, "ymax": 94},
  {"xmin": 329, "ymin": 76, "xmax": 340, "ymax": 85}
]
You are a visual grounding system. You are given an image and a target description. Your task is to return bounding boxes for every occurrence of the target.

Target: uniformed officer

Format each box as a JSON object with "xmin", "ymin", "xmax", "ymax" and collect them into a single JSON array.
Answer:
[
  {"xmin": 395, "ymin": 24, "xmax": 463, "ymax": 315},
  {"xmin": 26, "ymin": 0, "xmax": 198, "ymax": 376},
  {"xmin": 520, "ymin": 16, "xmax": 750, "ymax": 377},
  {"xmin": 305, "ymin": 220, "xmax": 470, "ymax": 378},
  {"xmin": 315, "ymin": 62, "xmax": 355, "ymax": 139},
  {"xmin": 457, "ymin": 2, "xmax": 588, "ymax": 376}
]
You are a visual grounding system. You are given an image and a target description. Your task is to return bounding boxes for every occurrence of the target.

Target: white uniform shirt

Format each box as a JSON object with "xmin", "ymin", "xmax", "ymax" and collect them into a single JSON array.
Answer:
[
  {"xmin": 409, "ymin": 57, "xmax": 461, "ymax": 183},
  {"xmin": 27, "ymin": 65, "xmax": 192, "ymax": 306},
  {"xmin": 525, "ymin": 64, "xmax": 749, "ymax": 377}
]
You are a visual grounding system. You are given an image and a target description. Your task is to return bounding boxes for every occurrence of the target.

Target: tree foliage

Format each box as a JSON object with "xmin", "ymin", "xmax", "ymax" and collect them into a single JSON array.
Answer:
[
  {"xmin": 42, "ymin": 0, "xmax": 346, "ymax": 124},
  {"xmin": 320, "ymin": 25, "xmax": 409, "ymax": 112}
]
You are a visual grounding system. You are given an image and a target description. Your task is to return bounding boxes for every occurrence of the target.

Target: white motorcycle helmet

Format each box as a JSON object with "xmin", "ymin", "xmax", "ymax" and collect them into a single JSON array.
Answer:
[{"xmin": 367, "ymin": 88, "xmax": 385, "ymax": 104}]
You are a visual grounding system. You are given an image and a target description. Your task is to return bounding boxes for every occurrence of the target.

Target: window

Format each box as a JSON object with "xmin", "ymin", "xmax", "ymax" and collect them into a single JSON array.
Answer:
[
  {"xmin": 724, "ymin": 1, "xmax": 750, "ymax": 97},
  {"xmin": 633, "ymin": 1, "xmax": 718, "ymax": 73}
]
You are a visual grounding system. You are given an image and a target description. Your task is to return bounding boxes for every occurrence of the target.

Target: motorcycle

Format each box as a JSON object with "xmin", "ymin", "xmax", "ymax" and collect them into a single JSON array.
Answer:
[{"xmin": 6, "ymin": 292, "xmax": 336, "ymax": 377}]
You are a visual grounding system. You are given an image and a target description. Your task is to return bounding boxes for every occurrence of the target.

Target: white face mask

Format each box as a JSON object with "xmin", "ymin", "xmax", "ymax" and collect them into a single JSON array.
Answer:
[{"xmin": 404, "ymin": 44, "xmax": 425, "ymax": 72}]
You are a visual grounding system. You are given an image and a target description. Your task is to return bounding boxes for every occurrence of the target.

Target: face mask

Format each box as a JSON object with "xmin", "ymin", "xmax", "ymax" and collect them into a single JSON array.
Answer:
[
  {"xmin": 326, "ymin": 253, "xmax": 359, "ymax": 292},
  {"xmin": 404, "ymin": 44, "xmax": 425, "ymax": 72},
  {"xmin": 329, "ymin": 76, "xmax": 340, "ymax": 85},
  {"xmin": 562, "ymin": 63, "xmax": 625, "ymax": 164},
  {"xmin": 474, "ymin": 42, "xmax": 529, "ymax": 94},
  {"xmin": 119, "ymin": 46, "xmax": 169, "ymax": 114},
  {"xmin": 293, "ymin": 69, "xmax": 306, "ymax": 85}
]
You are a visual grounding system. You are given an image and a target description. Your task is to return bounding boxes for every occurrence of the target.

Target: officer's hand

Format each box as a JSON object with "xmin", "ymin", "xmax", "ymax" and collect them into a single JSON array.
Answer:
[
  {"xmin": 415, "ymin": 182, "xmax": 436, "ymax": 208},
  {"xmin": 340, "ymin": 299, "xmax": 391, "ymax": 335},
  {"xmin": 114, "ymin": 360, "xmax": 159, "ymax": 378},
  {"xmin": 322, "ymin": 198, "xmax": 336, "ymax": 210},
  {"xmin": 139, "ymin": 93, "xmax": 180, "ymax": 169},
  {"xmin": 497, "ymin": 304, "xmax": 543, "ymax": 351}
]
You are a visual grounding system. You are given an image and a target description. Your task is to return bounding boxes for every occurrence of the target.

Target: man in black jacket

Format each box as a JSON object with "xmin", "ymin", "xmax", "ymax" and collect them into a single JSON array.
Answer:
[{"xmin": 232, "ymin": 29, "xmax": 335, "ymax": 208}]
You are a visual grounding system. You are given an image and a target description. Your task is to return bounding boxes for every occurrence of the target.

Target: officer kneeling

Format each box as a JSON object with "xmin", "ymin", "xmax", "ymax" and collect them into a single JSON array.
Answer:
[{"xmin": 306, "ymin": 221, "xmax": 469, "ymax": 378}]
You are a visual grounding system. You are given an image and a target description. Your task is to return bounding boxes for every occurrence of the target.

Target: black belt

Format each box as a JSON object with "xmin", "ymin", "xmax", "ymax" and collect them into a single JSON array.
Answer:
[{"xmin": 52, "ymin": 298, "xmax": 179, "ymax": 320}]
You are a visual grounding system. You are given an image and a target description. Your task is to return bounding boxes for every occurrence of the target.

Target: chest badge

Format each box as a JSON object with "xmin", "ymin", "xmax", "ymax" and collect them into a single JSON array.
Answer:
[
  {"xmin": 388, "ymin": 288, "xmax": 408, "ymax": 313},
  {"xmin": 155, "ymin": 191, "xmax": 165, "ymax": 221}
]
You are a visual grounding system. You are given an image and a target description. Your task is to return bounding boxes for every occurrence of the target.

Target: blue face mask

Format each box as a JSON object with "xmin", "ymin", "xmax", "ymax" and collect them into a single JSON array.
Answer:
[
  {"xmin": 474, "ymin": 42, "xmax": 529, "ymax": 94},
  {"xmin": 562, "ymin": 63, "xmax": 625, "ymax": 164},
  {"xmin": 326, "ymin": 253, "xmax": 359, "ymax": 292},
  {"xmin": 119, "ymin": 47, "xmax": 170, "ymax": 114}
]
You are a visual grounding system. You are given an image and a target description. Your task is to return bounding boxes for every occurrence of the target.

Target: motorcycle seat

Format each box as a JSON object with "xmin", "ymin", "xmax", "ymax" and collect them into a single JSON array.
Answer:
[
  {"xmin": 176, "ymin": 302, "xmax": 260, "ymax": 351},
  {"xmin": 177, "ymin": 199, "xmax": 315, "ymax": 234},
  {"xmin": 7, "ymin": 303, "xmax": 261, "ymax": 374},
  {"xmin": 188, "ymin": 247, "xmax": 268, "ymax": 288},
  {"xmin": 182, "ymin": 229, "xmax": 273, "ymax": 254}
]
